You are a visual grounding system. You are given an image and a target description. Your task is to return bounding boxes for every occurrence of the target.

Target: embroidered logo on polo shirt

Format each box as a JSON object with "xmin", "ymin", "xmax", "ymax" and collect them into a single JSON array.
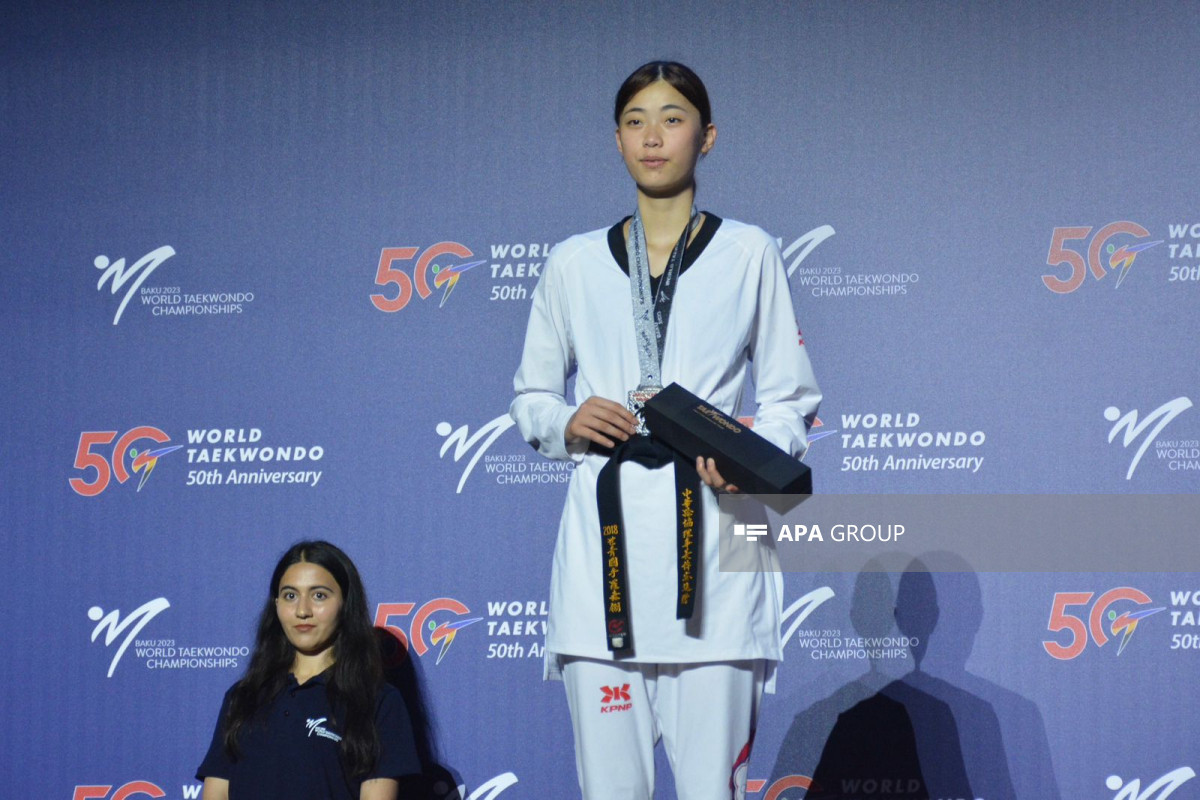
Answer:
[
  {"xmin": 306, "ymin": 717, "xmax": 342, "ymax": 742},
  {"xmin": 600, "ymin": 684, "xmax": 632, "ymax": 713}
]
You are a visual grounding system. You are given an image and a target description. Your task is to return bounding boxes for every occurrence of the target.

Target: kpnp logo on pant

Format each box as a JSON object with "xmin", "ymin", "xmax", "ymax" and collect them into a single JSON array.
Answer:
[{"xmin": 600, "ymin": 684, "xmax": 632, "ymax": 713}]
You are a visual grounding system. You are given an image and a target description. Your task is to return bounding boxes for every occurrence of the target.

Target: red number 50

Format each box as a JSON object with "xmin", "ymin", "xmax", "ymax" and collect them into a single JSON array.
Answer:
[
  {"xmin": 73, "ymin": 783, "xmax": 165, "ymax": 800},
  {"xmin": 1043, "ymin": 222, "xmax": 1151, "ymax": 293},
  {"xmin": 69, "ymin": 426, "xmax": 171, "ymax": 497},
  {"xmin": 371, "ymin": 243, "xmax": 475, "ymax": 312},
  {"xmin": 1043, "ymin": 587, "xmax": 1154, "ymax": 660}
]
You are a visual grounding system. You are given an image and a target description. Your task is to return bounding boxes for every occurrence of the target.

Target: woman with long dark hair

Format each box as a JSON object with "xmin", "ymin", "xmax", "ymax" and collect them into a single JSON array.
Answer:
[
  {"xmin": 197, "ymin": 540, "xmax": 419, "ymax": 799},
  {"xmin": 510, "ymin": 61, "xmax": 821, "ymax": 799}
]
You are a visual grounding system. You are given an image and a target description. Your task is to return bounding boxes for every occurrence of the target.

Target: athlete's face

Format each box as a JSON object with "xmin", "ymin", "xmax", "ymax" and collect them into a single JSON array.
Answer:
[
  {"xmin": 275, "ymin": 561, "xmax": 343, "ymax": 658},
  {"xmin": 615, "ymin": 80, "xmax": 715, "ymax": 199}
]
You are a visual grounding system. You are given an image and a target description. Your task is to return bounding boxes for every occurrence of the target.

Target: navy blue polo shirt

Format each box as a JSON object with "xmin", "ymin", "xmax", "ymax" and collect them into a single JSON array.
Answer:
[{"xmin": 197, "ymin": 672, "xmax": 419, "ymax": 799}]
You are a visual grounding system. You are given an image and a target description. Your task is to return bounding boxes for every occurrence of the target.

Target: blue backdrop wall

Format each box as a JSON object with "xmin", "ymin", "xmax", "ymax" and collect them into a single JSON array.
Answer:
[{"xmin": 4, "ymin": 2, "xmax": 1199, "ymax": 798}]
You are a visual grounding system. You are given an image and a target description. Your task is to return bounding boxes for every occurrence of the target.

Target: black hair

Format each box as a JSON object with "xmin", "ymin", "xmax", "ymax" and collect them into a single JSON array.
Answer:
[
  {"xmin": 223, "ymin": 540, "xmax": 384, "ymax": 779},
  {"xmin": 614, "ymin": 61, "xmax": 712, "ymax": 128}
]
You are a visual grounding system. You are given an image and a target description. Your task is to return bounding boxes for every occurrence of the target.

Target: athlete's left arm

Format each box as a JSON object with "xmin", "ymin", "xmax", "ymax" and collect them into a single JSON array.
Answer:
[
  {"xmin": 360, "ymin": 778, "xmax": 399, "ymax": 800},
  {"xmin": 749, "ymin": 237, "xmax": 822, "ymax": 459}
]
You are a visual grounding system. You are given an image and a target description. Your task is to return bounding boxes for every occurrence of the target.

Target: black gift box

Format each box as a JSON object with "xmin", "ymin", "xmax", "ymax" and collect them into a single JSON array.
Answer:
[{"xmin": 642, "ymin": 383, "xmax": 813, "ymax": 494}]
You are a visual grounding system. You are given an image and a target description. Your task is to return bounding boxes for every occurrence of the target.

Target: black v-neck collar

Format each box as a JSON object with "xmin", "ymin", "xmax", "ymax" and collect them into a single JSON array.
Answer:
[{"xmin": 607, "ymin": 212, "xmax": 723, "ymax": 278}]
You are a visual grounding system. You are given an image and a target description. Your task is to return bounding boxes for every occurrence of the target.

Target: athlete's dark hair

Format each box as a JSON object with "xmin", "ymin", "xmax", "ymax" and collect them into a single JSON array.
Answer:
[
  {"xmin": 613, "ymin": 61, "xmax": 712, "ymax": 128},
  {"xmin": 223, "ymin": 540, "xmax": 383, "ymax": 779}
]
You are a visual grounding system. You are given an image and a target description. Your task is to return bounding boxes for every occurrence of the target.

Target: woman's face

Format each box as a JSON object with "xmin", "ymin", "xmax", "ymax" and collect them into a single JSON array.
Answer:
[
  {"xmin": 616, "ymin": 80, "xmax": 715, "ymax": 199},
  {"xmin": 275, "ymin": 561, "xmax": 344, "ymax": 658}
]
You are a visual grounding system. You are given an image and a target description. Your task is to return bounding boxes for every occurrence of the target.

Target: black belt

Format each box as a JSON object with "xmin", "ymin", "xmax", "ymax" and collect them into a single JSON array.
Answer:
[{"xmin": 595, "ymin": 436, "xmax": 700, "ymax": 652}]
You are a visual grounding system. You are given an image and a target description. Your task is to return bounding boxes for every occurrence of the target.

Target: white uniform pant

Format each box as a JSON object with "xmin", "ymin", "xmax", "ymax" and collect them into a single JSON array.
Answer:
[{"xmin": 561, "ymin": 657, "xmax": 765, "ymax": 800}]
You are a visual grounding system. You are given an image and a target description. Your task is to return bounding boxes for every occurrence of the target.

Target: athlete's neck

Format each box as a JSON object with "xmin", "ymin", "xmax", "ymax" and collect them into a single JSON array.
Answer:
[{"xmin": 635, "ymin": 186, "xmax": 697, "ymax": 246}]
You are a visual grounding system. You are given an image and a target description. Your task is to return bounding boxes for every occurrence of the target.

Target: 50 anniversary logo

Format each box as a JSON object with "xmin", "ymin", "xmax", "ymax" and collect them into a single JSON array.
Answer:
[
  {"xmin": 370, "ymin": 242, "xmax": 484, "ymax": 312},
  {"xmin": 1043, "ymin": 587, "xmax": 1164, "ymax": 660},
  {"xmin": 375, "ymin": 599, "xmax": 483, "ymax": 665},
  {"xmin": 70, "ymin": 427, "xmax": 181, "ymax": 496},
  {"xmin": 1042, "ymin": 222, "xmax": 1162, "ymax": 293}
]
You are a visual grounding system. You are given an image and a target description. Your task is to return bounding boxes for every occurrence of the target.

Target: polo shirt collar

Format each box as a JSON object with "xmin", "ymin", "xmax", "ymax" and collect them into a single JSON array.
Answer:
[{"xmin": 287, "ymin": 668, "xmax": 332, "ymax": 689}]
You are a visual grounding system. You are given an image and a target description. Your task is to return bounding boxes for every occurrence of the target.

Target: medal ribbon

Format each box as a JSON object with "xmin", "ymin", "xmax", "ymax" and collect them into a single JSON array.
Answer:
[
  {"xmin": 626, "ymin": 205, "xmax": 699, "ymax": 389},
  {"xmin": 597, "ymin": 206, "xmax": 702, "ymax": 653}
]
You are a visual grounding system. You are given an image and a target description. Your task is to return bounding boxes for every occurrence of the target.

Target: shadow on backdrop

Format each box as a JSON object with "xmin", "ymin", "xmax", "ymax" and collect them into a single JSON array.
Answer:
[
  {"xmin": 773, "ymin": 559, "xmax": 941, "ymax": 798},
  {"xmin": 773, "ymin": 553, "xmax": 1060, "ymax": 798},
  {"xmin": 376, "ymin": 628, "xmax": 464, "ymax": 800},
  {"xmin": 773, "ymin": 550, "xmax": 1062, "ymax": 798},
  {"xmin": 905, "ymin": 552, "xmax": 1060, "ymax": 800}
]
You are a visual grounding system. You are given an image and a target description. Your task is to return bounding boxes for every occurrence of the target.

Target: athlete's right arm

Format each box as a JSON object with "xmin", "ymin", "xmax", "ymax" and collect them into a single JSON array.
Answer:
[
  {"xmin": 201, "ymin": 777, "xmax": 229, "ymax": 800},
  {"xmin": 510, "ymin": 245, "xmax": 589, "ymax": 460}
]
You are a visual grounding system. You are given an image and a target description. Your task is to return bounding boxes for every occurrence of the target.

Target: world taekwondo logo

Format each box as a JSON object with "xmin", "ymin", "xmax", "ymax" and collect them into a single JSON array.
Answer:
[
  {"xmin": 781, "ymin": 587, "xmax": 836, "ymax": 648},
  {"xmin": 781, "ymin": 226, "xmax": 835, "ymax": 279},
  {"xmin": 88, "ymin": 598, "xmax": 170, "ymax": 677},
  {"xmin": 94, "ymin": 246, "xmax": 176, "ymax": 325},
  {"xmin": 1105, "ymin": 397, "xmax": 1192, "ymax": 479},
  {"xmin": 436, "ymin": 414, "xmax": 518, "ymax": 493},
  {"xmin": 1106, "ymin": 767, "xmax": 1194, "ymax": 799},
  {"xmin": 305, "ymin": 717, "xmax": 342, "ymax": 742},
  {"xmin": 458, "ymin": 772, "xmax": 519, "ymax": 800},
  {"xmin": 433, "ymin": 412, "xmax": 582, "ymax": 492},
  {"xmin": 87, "ymin": 597, "xmax": 245, "ymax": 677}
]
